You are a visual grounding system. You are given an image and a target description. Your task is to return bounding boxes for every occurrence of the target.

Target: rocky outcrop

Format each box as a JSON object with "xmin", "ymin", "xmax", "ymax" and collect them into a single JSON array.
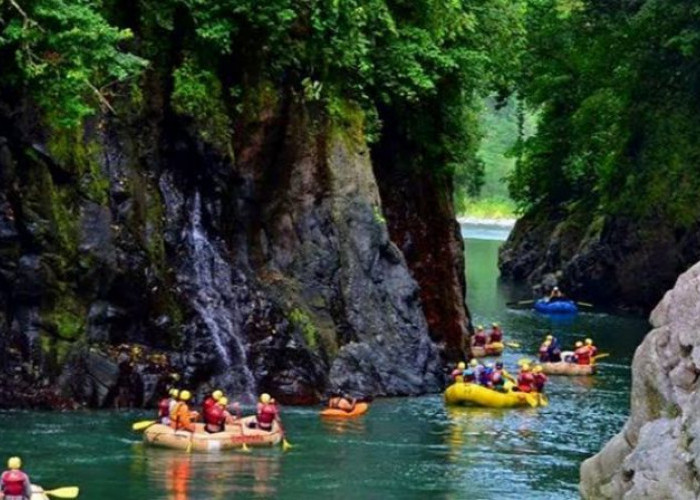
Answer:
[
  {"xmin": 0, "ymin": 89, "xmax": 450, "ymax": 407},
  {"xmin": 499, "ymin": 208, "xmax": 700, "ymax": 312},
  {"xmin": 580, "ymin": 261, "xmax": 700, "ymax": 498}
]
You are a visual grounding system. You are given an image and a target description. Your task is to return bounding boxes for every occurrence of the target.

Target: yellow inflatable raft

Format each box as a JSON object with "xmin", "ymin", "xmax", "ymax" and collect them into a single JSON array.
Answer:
[
  {"xmin": 541, "ymin": 362, "xmax": 596, "ymax": 376},
  {"xmin": 444, "ymin": 383, "xmax": 545, "ymax": 408},
  {"xmin": 144, "ymin": 416, "xmax": 283, "ymax": 452},
  {"xmin": 471, "ymin": 342, "xmax": 504, "ymax": 358}
]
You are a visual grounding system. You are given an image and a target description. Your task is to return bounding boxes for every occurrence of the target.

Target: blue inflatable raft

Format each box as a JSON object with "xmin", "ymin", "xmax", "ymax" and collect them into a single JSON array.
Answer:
[{"xmin": 534, "ymin": 298, "xmax": 578, "ymax": 314}]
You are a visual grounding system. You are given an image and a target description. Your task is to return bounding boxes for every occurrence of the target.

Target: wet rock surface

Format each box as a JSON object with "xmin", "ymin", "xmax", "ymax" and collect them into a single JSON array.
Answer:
[
  {"xmin": 499, "ymin": 208, "xmax": 700, "ymax": 313},
  {"xmin": 580, "ymin": 261, "xmax": 700, "ymax": 499},
  {"xmin": 0, "ymin": 94, "xmax": 455, "ymax": 407}
]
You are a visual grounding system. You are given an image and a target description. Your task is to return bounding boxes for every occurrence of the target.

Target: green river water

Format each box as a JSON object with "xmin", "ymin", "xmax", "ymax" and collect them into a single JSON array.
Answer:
[{"xmin": 0, "ymin": 226, "xmax": 649, "ymax": 499}]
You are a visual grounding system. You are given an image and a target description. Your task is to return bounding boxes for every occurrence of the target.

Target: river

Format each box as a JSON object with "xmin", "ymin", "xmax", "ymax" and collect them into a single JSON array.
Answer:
[{"xmin": 0, "ymin": 224, "xmax": 649, "ymax": 499}]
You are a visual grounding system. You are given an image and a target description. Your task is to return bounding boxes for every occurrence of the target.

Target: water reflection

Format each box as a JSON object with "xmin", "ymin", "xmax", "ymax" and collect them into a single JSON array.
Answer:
[
  {"xmin": 141, "ymin": 447, "xmax": 281, "ymax": 498},
  {"xmin": 320, "ymin": 417, "xmax": 367, "ymax": 436}
]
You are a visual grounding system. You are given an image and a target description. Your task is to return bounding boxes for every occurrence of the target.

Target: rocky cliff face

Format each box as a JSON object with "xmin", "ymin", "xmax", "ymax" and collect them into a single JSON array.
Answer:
[
  {"xmin": 580, "ymin": 261, "xmax": 700, "ymax": 498},
  {"xmin": 499, "ymin": 208, "xmax": 700, "ymax": 312},
  {"xmin": 0, "ymin": 89, "xmax": 454, "ymax": 408}
]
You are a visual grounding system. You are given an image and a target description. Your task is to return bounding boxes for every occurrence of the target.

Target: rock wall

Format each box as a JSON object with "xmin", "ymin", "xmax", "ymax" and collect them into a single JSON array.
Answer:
[
  {"xmin": 0, "ymin": 91, "xmax": 450, "ymax": 407},
  {"xmin": 580, "ymin": 261, "xmax": 700, "ymax": 498},
  {"xmin": 499, "ymin": 208, "xmax": 700, "ymax": 312}
]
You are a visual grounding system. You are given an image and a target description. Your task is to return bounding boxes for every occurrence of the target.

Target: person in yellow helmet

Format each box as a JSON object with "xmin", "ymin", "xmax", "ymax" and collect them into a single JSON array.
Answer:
[
  {"xmin": 451, "ymin": 362, "xmax": 467, "ymax": 383},
  {"xmin": 157, "ymin": 388, "xmax": 178, "ymax": 425},
  {"xmin": 472, "ymin": 324, "xmax": 487, "ymax": 348},
  {"xmin": 585, "ymin": 338, "xmax": 598, "ymax": 358},
  {"xmin": 1, "ymin": 457, "xmax": 32, "ymax": 500},
  {"xmin": 202, "ymin": 389, "xmax": 226, "ymax": 430},
  {"xmin": 574, "ymin": 341, "xmax": 592, "ymax": 365},
  {"xmin": 253, "ymin": 393, "xmax": 280, "ymax": 431},
  {"xmin": 532, "ymin": 365, "xmax": 548, "ymax": 392},
  {"xmin": 517, "ymin": 364, "xmax": 536, "ymax": 393},
  {"xmin": 170, "ymin": 390, "xmax": 198, "ymax": 432},
  {"xmin": 488, "ymin": 323, "xmax": 503, "ymax": 344}
]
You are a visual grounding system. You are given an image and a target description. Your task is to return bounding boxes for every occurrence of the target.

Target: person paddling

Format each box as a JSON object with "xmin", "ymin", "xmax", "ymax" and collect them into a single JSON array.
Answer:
[
  {"xmin": 451, "ymin": 362, "xmax": 467, "ymax": 383},
  {"xmin": 574, "ymin": 341, "xmax": 592, "ymax": 365},
  {"xmin": 252, "ymin": 393, "xmax": 280, "ymax": 432},
  {"xmin": 202, "ymin": 389, "xmax": 224, "ymax": 415},
  {"xmin": 204, "ymin": 396, "xmax": 235, "ymax": 433},
  {"xmin": 158, "ymin": 388, "xmax": 178, "ymax": 425},
  {"xmin": 170, "ymin": 390, "xmax": 198, "ymax": 433},
  {"xmin": 1, "ymin": 457, "xmax": 32, "ymax": 500},
  {"xmin": 488, "ymin": 323, "xmax": 503, "ymax": 343},
  {"xmin": 585, "ymin": 338, "xmax": 598, "ymax": 358},
  {"xmin": 472, "ymin": 325, "xmax": 487, "ymax": 347},
  {"xmin": 547, "ymin": 286, "xmax": 564, "ymax": 302},
  {"xmin": 328, "ymin": 393, "xmax": 358, "ymax": 413},
  {"xmin": 532, "ymin": 365, "xmax": 548, "ymax": 392},
  {"xmin": 517, "ymin": 364, "xmax": 536, "ymax": 393},
  {"xmin": 538, "ymin": 340, "xmax": 551, "ymax": 362}
]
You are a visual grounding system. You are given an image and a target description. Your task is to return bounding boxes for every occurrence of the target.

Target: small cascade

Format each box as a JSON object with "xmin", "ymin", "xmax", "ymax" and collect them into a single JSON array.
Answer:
[{"xmin": 179, "ymin": 192, "xmax": 256, "ymax": 400}]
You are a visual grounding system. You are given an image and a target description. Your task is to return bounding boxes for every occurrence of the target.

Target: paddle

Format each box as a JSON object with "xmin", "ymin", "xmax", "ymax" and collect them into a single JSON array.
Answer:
[
  {"xmin": 39, "ymin": 487, "xmax": 80, "ymax": 499},
  {"xmin": 538, "ymin": 394, "xmax": 549, "ymax": 407},
  {"xmin": 506, "ymin": 299, "xmax": 534, "ymax": 307},
  {"xmin": 277, "ymin": 419, "xmax": 293, "ymax": 452},
  {"xmin": 185, "ymin": 432, "xmax": 194, "ymax": 453},
  {"xmin": 577, "ymin": 301, "xmax": 594, "ymax": 308},
  {"xmin": 132, "ymin": 420, "xmax": 157, "ymax": 431},
  {"xmin": 592, "ymin": 353, "xmax": 610, "ymax": 363},
  {"xmin": 505, "ymin": 341, "xmax": 521, "ymax": 348},
  {"xmin": 525, "ymin": 393, "xmax": 538, "ymax": 408}
]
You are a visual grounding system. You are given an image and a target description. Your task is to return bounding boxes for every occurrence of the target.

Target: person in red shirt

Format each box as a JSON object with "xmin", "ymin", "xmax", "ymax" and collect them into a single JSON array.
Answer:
[
  {"xmin": 517, "ymin": 364, "xmax": 536, "ymax": 393},
  {"xmin": 488, "ymin": 323, "xmax": 503, "ymax": 343},
  {"xmin": 472, "ymin": 325, "xmax": 487, "ymax": 347},
  {"xmin": 532, "ymin": 366, "xmax": 548, "ymax": 392},
  {"xmin": 574, "ymin": 341, "xmax": 592, "ymax": 365},
  {"xmin": 1, "ymin": 456, "xmax": 32, "ymax": 500},
  {"xmin": 585, "ymin": 338, "xmax": 598, "ymax": 358},
  {"xmin": 254, "ymin": 393, "xmax": 280, "ymax": 432}
]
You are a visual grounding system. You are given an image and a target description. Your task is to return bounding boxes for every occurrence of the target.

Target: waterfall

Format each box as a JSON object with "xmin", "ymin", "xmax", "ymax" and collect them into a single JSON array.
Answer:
[{"xmin": 179, "ymin": 192, "xmax": 256, "ymax": 400}]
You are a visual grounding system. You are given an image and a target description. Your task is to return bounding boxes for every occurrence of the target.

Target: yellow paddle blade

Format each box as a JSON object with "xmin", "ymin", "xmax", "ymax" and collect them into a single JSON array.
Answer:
[
  {"xmin": 577, "ymin": 302, "xmax": 594, "ymax": 308},
  {"xmin": 525, "ymin": 394, "xmax": 538, "ymax": 408},
  {"xmin": 43, "ymin": 487, "xmax": 80, "ymax": 499},
  {"xmin": 282, "ymin": 439, "xmax": 293, "ymax": 452},
  {"xmin": 132, "ymin": 420, "xmax": 157, "ymax": 431},
  {"xmin": 539, "ymin": 394, "xmax": 549, "ymax": 407},
  {"xmin": 186, "ymin": 438, "xmax": 193, "ymax": 454},
  {"xmin": 505, "ymin": 342, "xmax": 521, "ymax": 348},
  {"xmin": 241, "ymin": 443, "xmax": 251, "ymax": 453},
  {"xmin": 593, "ymin": 353, "xmax": 610, "ymax": 361}
]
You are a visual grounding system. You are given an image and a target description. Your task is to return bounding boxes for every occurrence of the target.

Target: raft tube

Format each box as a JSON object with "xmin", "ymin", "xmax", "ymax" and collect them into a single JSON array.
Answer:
[
  {"xmin": 31, "ymin": 485, "xmax": 49, "ymax": 500},
  {"xmin": 472, "ymin": 342, "xmax": 504, "ymax": 358},
  {"xmin": 533, "ymin": 299, "xmax": 578, "ymax": 314},
  {"xmin": 320, "ymin": 402, "xmax": 369, "ymax": 418},
  {"xmin": 144, "ymin": 416, "xmax": 283, "ymax": 452},
  {"xmin": 444, "ymin": 383, "xmax": 545, "ymax": 408},
  {"xmin": 541, "ymin": 362, "xmax": 596, "ymax": 376}
]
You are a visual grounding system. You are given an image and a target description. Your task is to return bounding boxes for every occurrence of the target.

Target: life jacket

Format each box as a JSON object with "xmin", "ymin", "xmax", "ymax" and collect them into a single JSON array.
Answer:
[
  {"xmin": 257, "ymin": 403, "xmax": 277, "ymax": 429},
  {"xmin": 491, "ymin": 369, "xmax": 504, "ymax": 386},
  {"xmin": 473, "ymin": 332, "xmax": 487, "ymax": 347},
  {"xmin": 575, "ymin": 346, "xmax": 591, "ymax": 365},
  {"xmin": 463, "ymin": 369, "xmax": 476, "ymax": 383},
  {"xmin": 202, "ymin": 397, "xmax": 216, "ymax": 414},
  {"xmin": 170, "ymin": 402, "xmax": 195, "ymax": 432},
  {"xmin": 1, "ymin": 470, "xmax": 28, "ymax": 496},
  {"xmin": 517, "ymin": 372, "xmax": 535, "ymax": 393},
  {"xmin": 533, "ymin": 373, "xmax": 548, "ymax": 392},
  {"xmin": 538, "ymin": 345, "xmax": 550, "ymax": 362},
  {"xmin": 451, "ymin": 369, "xmax": 464, "ymax": 383},
  {"xmin": 588, "ymin": 345, "xmax": 598, "ymax": 358},
  {"xmin": 479, "ymin": 368, "xmax": 493, "ymax": 386},
  {"xmin": 489, "ymin": 328, "xmax": 503, "ymax": 343},
  {"xmin": 158, "ymin": 398, "xmax": 170, "ymax": 419},
  {"xmin": 205, "ymin": 404, "xmax": 225, "ymax": 431}
]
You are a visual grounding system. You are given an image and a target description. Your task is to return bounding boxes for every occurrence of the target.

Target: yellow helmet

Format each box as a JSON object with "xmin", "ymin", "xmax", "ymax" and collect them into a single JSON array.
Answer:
[
  {"xmin": 212, "ymin": 390, "xmax": 224, "ymax": 401},
  {"xmin": 476, "ymin": 325, "xmax": 484, "ymax": 330},
  {"xmin": 533, "ymin": 365, "xmax": 543, "ymax": 373},
  {"xmin": 543, "ymin": 340, "xmax": 551, "ymax": 346},
  {"xmin": 219, "ymin": 397, "xmax": 228, "ymax": 406},
  {"xmin": 260, "ymin": 393, "xmax": 271, "ymax": 404},
  {"xmin": 545, "ymin": 335, "xmax": 553, "ymax": 341},
  {"xmin": 7, "ymin": 457, "xmax": 21, "ymax": 470},
  {"xmin": 179, "ymin": 390, "xmax": 192, "ymax": 401},
  {"xmin": 492, "ymin": 322, "xmax": 499, "ymax": 327},
  {"xmin": 457, "ymin": 362, "xmax": 466, "ymax": 370},
  {"xmin": 469, "ymin": 359, "xmax": 478, "ymax": 367},
  {"xmin": 169, "ymin": 388, "xmax": 179, "ymax": 397},
  {"xmin": 521, "ymin": 364, "xmax": 531, "ymax": 372},
  {"xmin": 575, "ymin": 341, "xmax": 583, "ymax": 348},
  {"xmin": 585, "ymin": 338, "xmax": 593, "ymax": 345}
]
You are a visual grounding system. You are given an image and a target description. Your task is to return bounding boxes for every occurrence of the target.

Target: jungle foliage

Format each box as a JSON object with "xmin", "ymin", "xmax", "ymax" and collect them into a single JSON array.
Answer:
[{"xmin": 510, "ymin": 0, "xmax": 700, "ymax": 225}]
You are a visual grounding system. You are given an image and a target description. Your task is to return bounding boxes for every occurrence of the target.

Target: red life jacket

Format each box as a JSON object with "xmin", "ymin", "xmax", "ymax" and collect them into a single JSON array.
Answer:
[
  {"xmin": 1, "ymin": 470, "xmax": 28, "ymax": 496},
  {"xmin": 158, "ymin": 398, "xmax": 170, "ymax": 419},
  {"xmin": 489, "ymin": 328, "xmax": 503, "ymax": 343},
  {"xmin": 257, "ymin": 404, "xmax": 277, "ymax": 429},
  {"xmin": 575, "ymin": 346, "xmax": 591, "ymax": 365},
  {"xmin": 473, "ymin": 332, "xmax": 487, "ymax": 347},
  {"xmin": 202, "ymin": 397, "xmax": 216, "ymax": 413},
  {"xmin": 538, "ymin": 345, "xmax": 549, "ymax": 362},
  {"xmin": 534, "ymin": 373, "xmax": 548, "ymax": 392},
  {"xmin": 517, "ymin": 372, "xmax": 535, "ymax": 393},
  {"xmin": 204, "ymin": 403, "xmax": 225, "ymax": 426}
]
